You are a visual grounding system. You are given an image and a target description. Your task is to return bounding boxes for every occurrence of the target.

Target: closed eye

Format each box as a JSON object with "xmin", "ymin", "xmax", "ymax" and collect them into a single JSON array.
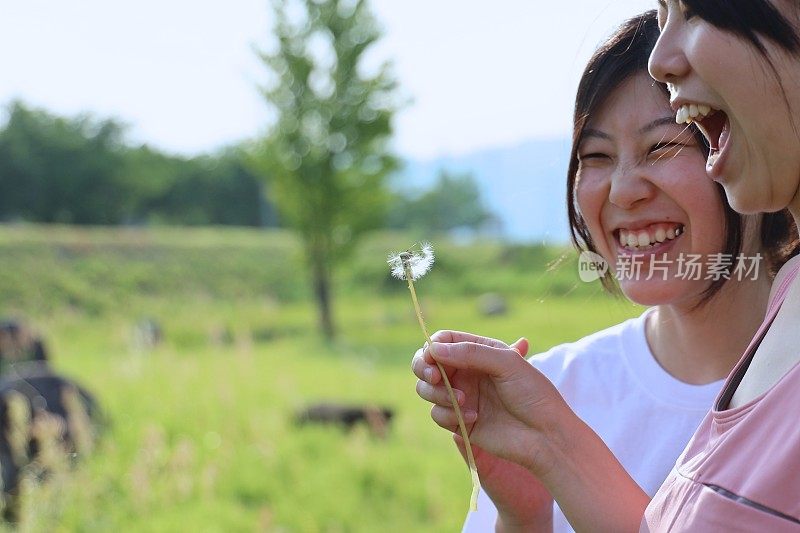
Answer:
[
  {"xmin": 649, "ymin": 141, "xmax": 695, "ymax": 165},
  {"xmin": 650, "ymin": 142, "xmax": 687, "ymax": 154},
  {"xmin": 578, "ymin": 152, "xmax": 610, "ymax": 161}
]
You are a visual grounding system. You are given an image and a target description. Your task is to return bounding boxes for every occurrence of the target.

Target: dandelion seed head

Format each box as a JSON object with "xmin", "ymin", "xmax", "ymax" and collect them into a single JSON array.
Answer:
[
  {"xmin": 387, "ymin": 242, "xmax": 435, "ymax": 281},
  {"xmin": 387, "ymin": 252, "xmax": 407, "ymax": 280}
]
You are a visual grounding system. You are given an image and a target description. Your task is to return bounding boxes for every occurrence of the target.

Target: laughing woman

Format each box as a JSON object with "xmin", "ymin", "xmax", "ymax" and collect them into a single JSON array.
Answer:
[
  {"xmin": 412, "ymin": 10, "xmax": 797, "ymax": 533},
  {"xmin": 639, "ymin": 0, "xmax": 800, "ymax": 529}
]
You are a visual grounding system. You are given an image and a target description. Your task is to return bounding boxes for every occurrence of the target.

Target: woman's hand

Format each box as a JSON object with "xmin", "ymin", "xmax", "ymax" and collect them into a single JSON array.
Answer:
[
  {"xmin": 413, "ymin": 333, "xmax": 554, "ymax": 530},
  {"xmin": 412, "ymin": 330, "xmax": 650, "ymax": 532},
  {"xmin": 413, "ymin": 330, "xmax": 568, "ymax": 474},
  {"xmin": 412, "ymin": 331, "xmax": 560, "ymax": 530}
]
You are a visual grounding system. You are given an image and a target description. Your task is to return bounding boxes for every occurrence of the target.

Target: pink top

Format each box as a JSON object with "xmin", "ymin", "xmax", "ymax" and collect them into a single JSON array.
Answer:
[{"xmin": 642, "ymin": 255, "xmax": 800, "ymax": 532}]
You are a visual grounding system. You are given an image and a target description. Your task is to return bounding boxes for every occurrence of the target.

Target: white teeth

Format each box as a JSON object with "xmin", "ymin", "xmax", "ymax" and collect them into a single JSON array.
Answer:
[
  {"xmin": 675, "ymin": 103, "xmax": 715, "ymax": 125},
  {"xmin": 618, "ymin": 225, "xmax": 683, "ymax": 249}
]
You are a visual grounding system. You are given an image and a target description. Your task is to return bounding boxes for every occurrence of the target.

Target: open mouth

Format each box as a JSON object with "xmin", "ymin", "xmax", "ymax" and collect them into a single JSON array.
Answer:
[
  {"xmin": 615, "ymin": 223, "xmax": 684, "ymax": 252},
  {"xmin": 675, "ymin": 103, "xmax": 730, "ymax": 171}
]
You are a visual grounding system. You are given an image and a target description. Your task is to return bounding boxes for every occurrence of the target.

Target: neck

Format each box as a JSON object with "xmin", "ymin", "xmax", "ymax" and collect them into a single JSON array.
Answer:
[
  {"xmin": 790, "ymin": 200, "xmax": 800, "ymax": 232},
  {"xmin": 645, "ymin": 275, "xmax": 771, "ymax": 385},
  {"xmin": 788, "ymin": 175, "xmax": 800, "ymax": 227}
]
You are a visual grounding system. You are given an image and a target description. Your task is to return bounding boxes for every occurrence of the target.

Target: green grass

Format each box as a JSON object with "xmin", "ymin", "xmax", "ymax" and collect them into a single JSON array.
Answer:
[{"xmin": 0, "ymin": 224, "xmax": 640, "ymax": 531}]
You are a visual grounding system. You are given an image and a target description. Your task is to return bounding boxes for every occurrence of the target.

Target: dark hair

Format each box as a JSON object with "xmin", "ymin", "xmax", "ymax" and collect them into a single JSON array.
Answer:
[
  {"xmin": 761, "ymin": 210, "xmax": 800, "ymax": 276},
  {"xmin": 566, "ymin": 10, "xmax": 796, "ymax": 301},
  {"xmin": 681, "ymin": 0, "xmax": 800, "ymax": 56}
]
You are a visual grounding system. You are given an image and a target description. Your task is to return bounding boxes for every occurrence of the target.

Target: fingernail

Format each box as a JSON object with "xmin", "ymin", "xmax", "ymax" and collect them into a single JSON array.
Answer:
[
  {"xmin": 423, "ymin": 368, "xmax": 433, "ymax": 382},
  {"xmin": 514, "ymin": 338, "xmax": 525, "ymax": 354},
  {"xmin": 463, "ymin": 409, "xmax": 477, "ymax": 422},
  {"xmin": 454, "ymin": 390, "xmax": 463, "ymax": 405}
]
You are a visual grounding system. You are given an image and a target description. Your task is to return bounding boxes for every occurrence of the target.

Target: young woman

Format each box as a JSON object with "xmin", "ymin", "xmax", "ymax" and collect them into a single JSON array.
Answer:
[
  {"xmin": 640, "ymin": 1, "xmax": 800, "ymax": 529},
  {"xmin": 411, "ymin": 10, "xmax": 799, "ymax": 532}
]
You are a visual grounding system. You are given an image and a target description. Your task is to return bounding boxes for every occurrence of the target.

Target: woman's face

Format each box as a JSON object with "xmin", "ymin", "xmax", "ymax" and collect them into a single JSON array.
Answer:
[
  {"xmin": 649, "ymin": 0, "xmax": 800, "ymax": 217},
  {"xmin": 575, "ymin": 73, "xmax": 727, "ymax": 306}
]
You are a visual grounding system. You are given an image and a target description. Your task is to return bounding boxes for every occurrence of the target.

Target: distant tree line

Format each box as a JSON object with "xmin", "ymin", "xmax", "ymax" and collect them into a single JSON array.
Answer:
[
  {"xmin": 0, "ymin": 101, "xmax": 276, "ymax": 227},
  {"xmin": 0, "ymin": 100, "xmax": 496, "ymax": 234},
  {"xmin": 386, "ymin": 170, "xmax": 499, "ymax": 235}
]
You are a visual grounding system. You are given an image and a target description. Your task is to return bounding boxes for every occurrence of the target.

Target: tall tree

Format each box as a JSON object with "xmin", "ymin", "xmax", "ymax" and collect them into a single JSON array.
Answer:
[{"xmin": 252, "ymin": 0, "xmax": 398, "ymax": 340}]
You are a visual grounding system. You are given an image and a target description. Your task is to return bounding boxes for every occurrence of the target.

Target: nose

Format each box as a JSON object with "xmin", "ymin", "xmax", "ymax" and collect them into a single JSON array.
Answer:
[
  {"xmin": 608, "ymin": 163, "xmax": 655, "ymax": 210},
  {"xmin": 648, "ymin": 17, "xmax": 690, "ymax": 84}
]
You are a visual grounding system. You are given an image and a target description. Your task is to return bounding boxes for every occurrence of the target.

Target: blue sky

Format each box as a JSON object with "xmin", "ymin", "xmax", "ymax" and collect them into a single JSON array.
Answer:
[{"xmin": 0, "ymin": 0, "xmax": 653, "ymax": 159}]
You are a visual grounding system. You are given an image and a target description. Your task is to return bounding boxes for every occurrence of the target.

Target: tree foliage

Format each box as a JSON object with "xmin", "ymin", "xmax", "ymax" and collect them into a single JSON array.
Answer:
[
  {"xmin": 252, "ymin": 0, "xmax": 399, "ymax": 339},
  {"xmin": 0, "ymin": 101, "xmax": 134, "ymax": 224},
  {"xmin": 0, "ymin": 101, "xmax": 276, "ymax": 227},
  {"xmin": 387, "ymin": 170, "xmax": 500, "ymax": 235},
  {"xmin": 143, "ymin": 149, "xmax": 275, "ymax": 227}
]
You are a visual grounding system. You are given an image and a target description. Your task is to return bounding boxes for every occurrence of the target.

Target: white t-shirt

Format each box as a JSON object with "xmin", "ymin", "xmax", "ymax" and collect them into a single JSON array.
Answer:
[{"xmin": 462, "ymin": 309, "xmax": 723, "ymax": 533}]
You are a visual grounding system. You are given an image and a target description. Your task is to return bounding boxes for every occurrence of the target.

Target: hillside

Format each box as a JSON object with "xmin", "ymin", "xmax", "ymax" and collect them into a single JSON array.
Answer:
[{"xmin": 398, "ymin": 137, "xmax": 573, "ymax": 243}]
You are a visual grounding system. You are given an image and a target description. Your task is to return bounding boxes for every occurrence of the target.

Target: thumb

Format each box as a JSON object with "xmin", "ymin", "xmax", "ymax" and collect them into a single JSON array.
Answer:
[{"xmin": 510, "ymin": 337, "xmax": 529, "ymax": 357}]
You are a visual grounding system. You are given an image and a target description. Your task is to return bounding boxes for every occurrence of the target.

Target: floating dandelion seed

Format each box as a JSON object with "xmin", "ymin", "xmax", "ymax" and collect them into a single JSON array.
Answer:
[{"xmin": 389, "ymin": 242, "xmax": 481, "ymax": 512}]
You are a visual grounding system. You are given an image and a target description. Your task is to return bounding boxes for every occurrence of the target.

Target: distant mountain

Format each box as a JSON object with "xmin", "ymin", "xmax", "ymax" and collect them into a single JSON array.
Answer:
[{"xmin": 396, "ymin": 138, "xmax": 574, "ymax": 243}]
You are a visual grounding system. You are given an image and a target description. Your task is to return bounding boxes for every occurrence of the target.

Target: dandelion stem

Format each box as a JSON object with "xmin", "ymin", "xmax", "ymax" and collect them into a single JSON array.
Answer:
[{"xmin": 403, "ymin": 262, "xmax": 480, "ymax": 512}]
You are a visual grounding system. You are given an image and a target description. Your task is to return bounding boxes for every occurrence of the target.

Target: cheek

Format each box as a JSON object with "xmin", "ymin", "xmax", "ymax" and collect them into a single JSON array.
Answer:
[
  {"xmin": 687, "ymin": 190, "xmax": 728, "ymax": 248},
  {"xmin": 689, "ymin": 29, "xmax": 747, "ymax": 92},
  {"xmin": 656, "ymin": 160, "xmax": 728, "ymax": 247},
  {"xmin": 762, "ymin": 144, "xmax": 800, "ymax": 209},
  {"xmin": 575, "ymin": 177, "xmax": 612, "ymax": 253},
  {"xmin": 575, "ymin": 177, "xmax": 603, "ymax": 223}
]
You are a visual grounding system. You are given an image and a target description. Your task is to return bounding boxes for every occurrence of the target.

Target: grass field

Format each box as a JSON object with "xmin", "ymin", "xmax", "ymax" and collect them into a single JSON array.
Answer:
[{"xmin": 0, "ymin": 224, "xmax": 641, "ymax": 532}]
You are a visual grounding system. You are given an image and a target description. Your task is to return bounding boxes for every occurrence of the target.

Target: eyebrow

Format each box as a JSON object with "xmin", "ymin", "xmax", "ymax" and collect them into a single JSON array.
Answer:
[
  {"xmin": 582, "ymin": 116, "xmax": 679, "ymax": 142},
  {"xmin": 638, "ymin": 116, "xmax": 678, "ymax": 134},
  {"xmin": 581, "ymin": 128, "xmax": 610, "ymax": 141}
]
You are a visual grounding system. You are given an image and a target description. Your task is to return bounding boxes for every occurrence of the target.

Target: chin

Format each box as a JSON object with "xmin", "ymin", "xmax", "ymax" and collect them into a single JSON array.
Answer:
[
  {"xmin": 723, "ymin": 184, "xmax": 767, "ymax": 215},
  {"xmin": 619, "ymin": 282, "xmax": 677, "ymax": 307}
]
